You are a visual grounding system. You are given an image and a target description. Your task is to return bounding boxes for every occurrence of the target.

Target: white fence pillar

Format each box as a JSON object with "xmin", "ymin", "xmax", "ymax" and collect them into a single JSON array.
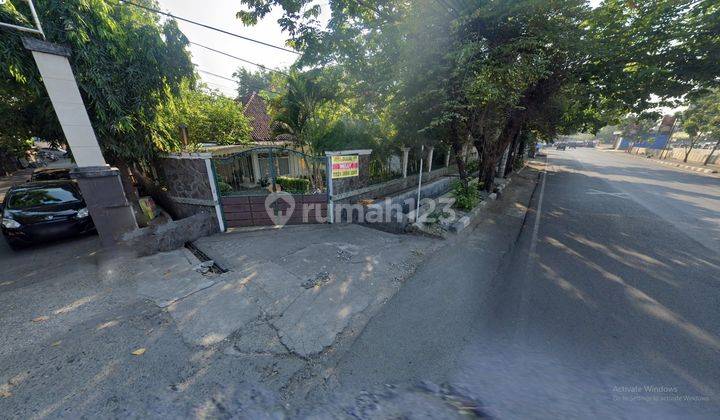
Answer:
[{"xmin": 401, "ymin": 147, "xmax": 410, "ymax": 178}]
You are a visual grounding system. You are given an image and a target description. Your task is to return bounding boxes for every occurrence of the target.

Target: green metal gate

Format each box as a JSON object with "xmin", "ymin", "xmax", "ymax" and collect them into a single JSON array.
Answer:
[{"xmin": 212, "ymin": 147, "xmax": 328, "ymax": 227}]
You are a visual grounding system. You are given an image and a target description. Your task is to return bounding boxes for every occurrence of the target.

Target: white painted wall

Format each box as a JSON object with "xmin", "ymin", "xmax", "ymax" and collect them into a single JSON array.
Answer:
[{"xmin": 30, "ymin": 51, "xmax": 106, "ymax": 167}]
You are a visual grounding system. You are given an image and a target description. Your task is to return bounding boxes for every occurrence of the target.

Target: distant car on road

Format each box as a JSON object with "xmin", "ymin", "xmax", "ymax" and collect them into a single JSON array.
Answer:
[
  {"xmin": 555, "ymin": 143, "xmax": 567, "ymax": 150},
  {"xmin": 30, "ymin": 167, "xmax": 71, "ymax": 181},
  {"xmin": 1, "ymin": 180, "xmax": 95, "ymax": 250}
]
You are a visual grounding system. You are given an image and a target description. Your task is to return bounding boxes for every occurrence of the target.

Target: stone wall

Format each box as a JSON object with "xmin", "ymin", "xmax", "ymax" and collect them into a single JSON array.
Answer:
[
  {"xmin": 333, "ymin": 175, "xmax": 456, "ymax": 231},
  {"xmin": 122, "ymin": 212, "xmax": 219, "ymax": 256},
  {"xmin": 156, "ymin": 155, "xmax": 221, "ymax": 225},
  {"xmin": 331, "ymin": 154, "xmax": 373, "ymax": 197},
  {"xmin": 335, "ymin": 165, "xmax": 455, "ymax": 204}
]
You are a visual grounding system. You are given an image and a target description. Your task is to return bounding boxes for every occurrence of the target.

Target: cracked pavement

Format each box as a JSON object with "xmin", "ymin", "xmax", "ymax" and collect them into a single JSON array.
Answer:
[{"xmin": 0, "ymin": 220, "xmax": 439, "ymax": 418}]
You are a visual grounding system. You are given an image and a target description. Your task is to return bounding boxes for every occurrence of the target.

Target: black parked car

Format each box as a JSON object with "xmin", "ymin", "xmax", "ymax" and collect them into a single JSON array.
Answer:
[
  {"xmin": 1, "ymin": 181, "xmax": 95, "ymax": 250},
  {"xmin": 30, "ymin": 167, "xmax": 72, "ymax": 181}
]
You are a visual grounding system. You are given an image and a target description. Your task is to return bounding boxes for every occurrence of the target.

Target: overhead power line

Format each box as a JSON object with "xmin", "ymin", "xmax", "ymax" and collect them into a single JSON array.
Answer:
[
  {"xmin": 112, "ymin": 0, "xmax": 300, "ymax": 55},
  {"xmin": 190, "ymin": 41, "xmax": 289, "ymax": 75},
  {"xmin": 197, "ymin": 68, "xmax": 237, "ymax": 84},
  {"xmin": 203, "ymin": 81, "xmax": 238, "ymax": 92}
]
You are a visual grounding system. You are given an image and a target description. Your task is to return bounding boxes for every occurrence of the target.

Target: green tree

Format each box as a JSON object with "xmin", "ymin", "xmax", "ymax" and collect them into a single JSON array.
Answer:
[
  {"xmin": 268, "ymin": 70, "xmax": 336, "ymax": 155},
  {"xmin": 0, "ymin": 0, "xmax": 194, "ymax": 165},
  {"xmin": 682, "ymin": 89, "xmax": 720, "ymax": 164},
  {"xmin": 584, "ymin": 0, "xmax": 720, "ymax": 113},
  {"xmin": 152, "ymin": 81, "xmax": 253, "ymax": 151},
  {"xmin": 236, "ymin": 0, "xmax": 720, "ymax": 190},
  {"xmin": 233, "ymin": 68, "xmax": 273, "ymax": 99}
]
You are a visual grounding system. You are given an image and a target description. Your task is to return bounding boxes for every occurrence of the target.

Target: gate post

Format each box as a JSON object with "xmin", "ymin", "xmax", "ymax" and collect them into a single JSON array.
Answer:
[
  {"xmin": 268, "ymin": 148, "xmax": 277, "ymax": 192},
  {"xmin": 326, "ymin": 154, "xmax": 334, "ymax": 224},
  {"xmin": 205, "ymin": 156, "xmax": 226, "ymax": 232}
]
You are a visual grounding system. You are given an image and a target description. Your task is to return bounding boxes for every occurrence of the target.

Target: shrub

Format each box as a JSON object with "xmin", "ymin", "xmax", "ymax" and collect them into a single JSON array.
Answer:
[
  {"xmin": 276, "ymin": 176, "xmax": 310, "ymax": 193},
  {"xmin": 465, "ymin": 159, "xmax": 479, "ymax": 174},
  {"xmin": 218, "ymin": 181, "xmax": 233, "ymax": 196},
  {"xmin": 451, "ymin": 180, "xmax": 480, "ymax": 211}
]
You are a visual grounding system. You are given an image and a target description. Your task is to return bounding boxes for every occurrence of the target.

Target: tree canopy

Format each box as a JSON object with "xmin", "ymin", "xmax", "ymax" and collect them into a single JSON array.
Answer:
[
  {"xmin": 0, "ymin": 0, "xmax": 194, "ymax": 163},
  {"xmin": 237, "ymin": 0, "xmax": 719, "ymax": 189},
  {"xmin": 233, "ymin": 68, "xmax": 273, "ymax": 100},
  {"xmin": 152, "ymin": 81, "xmax": 253, "ymax": 151}
]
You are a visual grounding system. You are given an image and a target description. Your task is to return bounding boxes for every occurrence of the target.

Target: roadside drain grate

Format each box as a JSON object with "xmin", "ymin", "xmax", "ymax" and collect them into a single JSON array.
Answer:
[{"xmin": 184, "ymin": 242, "xmax": 228, "ymax": 274}]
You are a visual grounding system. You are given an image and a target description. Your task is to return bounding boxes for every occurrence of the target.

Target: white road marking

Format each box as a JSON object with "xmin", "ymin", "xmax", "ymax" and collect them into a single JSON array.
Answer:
[
  {"xmin": 586, "ymin": 189, "xmax": 630, "ymax": 198},
  {"xmin": 515, "ymin": 155, "xmax": 548, "ymax": 342}
]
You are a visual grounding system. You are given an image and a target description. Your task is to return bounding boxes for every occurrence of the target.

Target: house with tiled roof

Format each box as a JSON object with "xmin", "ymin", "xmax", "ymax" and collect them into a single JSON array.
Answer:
[
  {"xmin": 241, "ymin": 92, "xmax": 276, "ymax": 144},
  {"xmin": 200, "ymin": 92, "xmax": 315, "ymax": 190}
]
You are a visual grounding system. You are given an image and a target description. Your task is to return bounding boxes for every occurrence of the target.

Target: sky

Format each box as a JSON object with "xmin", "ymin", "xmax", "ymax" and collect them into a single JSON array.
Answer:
[
  {"xmin": 155, "ymin": 0, "xmax": 309, "ymax": 98},
  {"xmin": 155, "ymin": 0, "xmax": 604, "ymax": 99}
]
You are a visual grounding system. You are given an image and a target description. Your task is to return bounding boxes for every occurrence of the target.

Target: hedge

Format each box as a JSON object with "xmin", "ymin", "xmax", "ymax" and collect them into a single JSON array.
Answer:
[{"xmin": 276, "ymin": 176, "xmax": 310, "ymax": 193}]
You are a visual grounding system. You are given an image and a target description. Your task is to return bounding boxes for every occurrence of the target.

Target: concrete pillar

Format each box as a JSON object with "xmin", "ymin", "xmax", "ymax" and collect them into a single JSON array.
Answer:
[
  {"xmin": 23, "ymin": 38, "xmax": 136, "ymax": 247},
  {"xmin": 445, "ymin": 147, "xmax": 451, "ymax": 167},
  {"xmin": 401, "ymin": 147, "xmax": 410, "ymax": 178},
  {"xmin": 426, "ymin": 146, "xmax": 434, "ymax": 173},
  {"xmin": 251, "ymin": 152, "xmax": 261, "ymax": 183}
]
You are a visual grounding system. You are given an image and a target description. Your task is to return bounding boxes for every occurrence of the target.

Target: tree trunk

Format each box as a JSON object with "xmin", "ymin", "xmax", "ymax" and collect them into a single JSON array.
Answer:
[
  {"xmin": 449, "ymin": 116, "xmax": 470, "ymax": 185},
  {"xmin": 480, "ymin": 160, "xmax": 496, "ymax": 192},
  {"xmin": 504, "ymin": 129, "xmax": 523, "ymax": 177},
  {"xmin": 705, "ymin": 139, "xmax": 720, "ymax": 166},
  {"xmin": 479, "ymin": 114, "xmax": 523, "ymax": 192},
  {"xmin": 684, "ymin": 143, "xmax": 695, "ymax": 162},
  {"xmin": 451, "ymin": 140, "xmax": 468, "ymax": 185},
  {"xmin": 114, "ymin": 160, "xmax": 140, "ymax": 205}
]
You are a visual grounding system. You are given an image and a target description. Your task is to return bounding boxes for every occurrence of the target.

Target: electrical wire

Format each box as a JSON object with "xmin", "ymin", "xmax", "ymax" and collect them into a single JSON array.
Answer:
[
  {"xmin": 109, "ymin": 0, "xmax": 300, "ymax": 55},
  {"xmin": 197, "ymin": 68, "xmax": 237, "ymax": 83},
  {"xmin": 190, "ymin": 41, "xmax": 289, "ymax": 75}
]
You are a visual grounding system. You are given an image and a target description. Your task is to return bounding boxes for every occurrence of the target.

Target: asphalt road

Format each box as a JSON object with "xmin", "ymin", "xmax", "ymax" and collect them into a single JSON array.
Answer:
[{"xmin": 316, "ymin": 149, "xmax": 720, "ymax": 419}]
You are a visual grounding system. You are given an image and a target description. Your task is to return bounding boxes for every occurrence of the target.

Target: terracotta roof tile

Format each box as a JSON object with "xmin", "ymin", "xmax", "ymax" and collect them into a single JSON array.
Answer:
[{"xmin": 242, "ymin": 92, "xmax": 276, "ymax": 143}]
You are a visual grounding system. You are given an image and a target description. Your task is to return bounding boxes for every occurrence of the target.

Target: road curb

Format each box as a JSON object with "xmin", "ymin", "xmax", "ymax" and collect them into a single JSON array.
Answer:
[
  {"xmin": 448, "ymin": 170, "xmax": 518, "ymax": 234},
  {"xmin": 628, "ymin": 154, "xmax": 718, "ymax": 174},
  {"xmin": 653, "ymin": 159, "xmax": 718, "ymax": 174}
]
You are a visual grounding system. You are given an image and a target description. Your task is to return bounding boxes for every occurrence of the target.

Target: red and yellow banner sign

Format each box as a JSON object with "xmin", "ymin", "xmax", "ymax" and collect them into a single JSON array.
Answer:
[{"xmin": 331, "ymin": 155, "xmax": 359, "ymax": 179}]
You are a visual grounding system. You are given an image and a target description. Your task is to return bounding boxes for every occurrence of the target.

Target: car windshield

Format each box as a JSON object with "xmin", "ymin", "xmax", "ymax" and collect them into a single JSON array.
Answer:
[
  {"xmin": 32, "ymin": 171, "xmax": 69, "ymax": 181},
  {"xmin": 7, "ymin": 186, "xmax": 81, "ymax": 209}
]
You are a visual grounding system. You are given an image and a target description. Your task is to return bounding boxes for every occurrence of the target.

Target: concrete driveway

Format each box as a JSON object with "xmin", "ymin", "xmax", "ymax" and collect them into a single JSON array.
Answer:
[
  {"xmin": 0, "ymin": 217, "xmax": 441, "ymax": 417},
  {"xmin": 190, "ymin": 224, "xmax": 436, "ymax": 357}
]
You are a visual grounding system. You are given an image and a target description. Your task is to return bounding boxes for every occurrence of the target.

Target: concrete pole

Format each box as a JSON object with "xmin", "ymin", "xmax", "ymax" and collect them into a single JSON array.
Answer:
[
  {"xmin": 426, "ymin": 146, "xmax": 434, "ymax": 173},
  {"xmin": 22, "ymin": 38, "xmax": 137, "ymax": 247},
  {"xmin": 251, "ymin": 152, "xmax": 261, "ymax": 183},
  {"xmin": 401, "ymin": 147, "xmax": 410, "ymax": 178},
  {"xmin": 445, "ymin": 146, "xmax": 451, "ymax": 167}
]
